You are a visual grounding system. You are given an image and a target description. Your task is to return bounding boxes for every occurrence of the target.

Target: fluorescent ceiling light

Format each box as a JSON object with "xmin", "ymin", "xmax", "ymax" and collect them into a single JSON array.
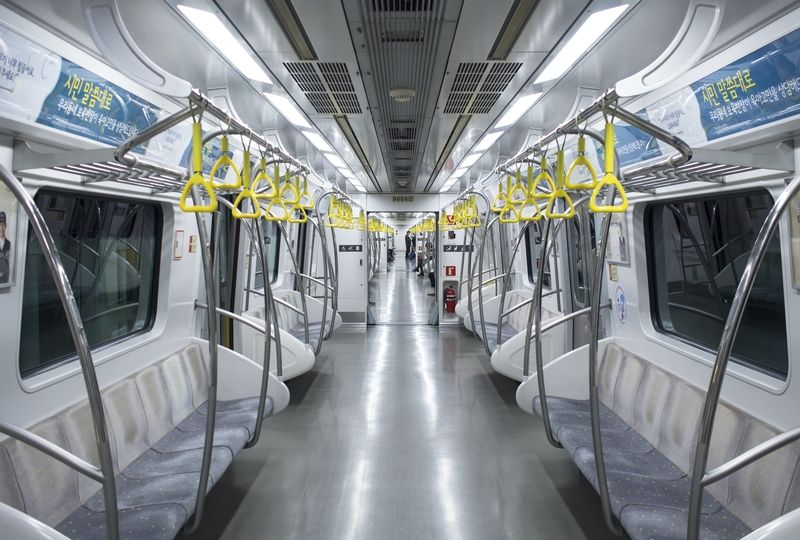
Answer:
[
  {"xmin": 450, "ymin": 167, "xmax": 468, "ymax": 179},
  {"xmin": 461, "ymin": 153, "xmax": 481, "ymax": 168},
  {"xmin": 303, "ymin": 131, "xmax": 333, "ymax": 153},
  {"xmin": 534, "ymin": 5, "xmax": 628, "ymax": 84},
  {"xmin": 494, "ymin": 93, "xmax": 543, "ymax": 129},
  {"xmin": 325, "ymin": 153, "xmax": 347, "ymax": 169},
  {"xmin": 349, "ymin": 178, "xmax": 366, "ymax": 192},
  {"xmin": 474, "ymin": 130, "xmax": 505, "ymax": 153},
  {"xmin": 178, "ymin": 5, "xmax": 272, "ymax": 84},
  {"xmin": 263, "ymin": 93, "xmax": 312, "ymax": 129}
]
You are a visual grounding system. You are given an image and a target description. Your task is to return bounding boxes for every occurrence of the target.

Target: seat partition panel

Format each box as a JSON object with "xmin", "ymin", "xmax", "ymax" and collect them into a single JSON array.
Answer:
[
  {"xmin": 102, "ymin": 381, "xmax": 150, "ymax": 471},
  {"xmin": 2, "ymin": 418, "xmax": 80, "ymax": 526},
  {"xmin": 727, "ymin": 420, "xmax": 800, "ymax": 530},
  {"xmin": 0, "ymin": 446, "xmax": 24, "ymax": 512}
]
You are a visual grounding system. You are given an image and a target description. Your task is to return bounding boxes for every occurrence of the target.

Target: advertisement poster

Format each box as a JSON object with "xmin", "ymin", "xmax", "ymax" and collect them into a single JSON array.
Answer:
[
  {"xmin": 0, "ymin": 183, "xmax": 18, "ymax": 288},
  {"xmin": 791, "ymin": 191, "xmax": 800, "ymax": 290},
  {"xmin": 605, "ymin": 213, "xmax": 630, "ymax": 266}
]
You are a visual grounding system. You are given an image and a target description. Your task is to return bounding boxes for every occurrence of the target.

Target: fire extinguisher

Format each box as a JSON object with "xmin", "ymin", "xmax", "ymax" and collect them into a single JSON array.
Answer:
[{"xmin": 444, "ymin": 286, "xmax": 457, "ymax": 313}]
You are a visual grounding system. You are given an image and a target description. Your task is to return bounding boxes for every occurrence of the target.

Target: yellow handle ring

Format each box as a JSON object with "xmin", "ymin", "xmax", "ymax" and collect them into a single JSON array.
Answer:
[{"xmin": 179, "ymin": 122, "xmax": 218, "ymax": 213}]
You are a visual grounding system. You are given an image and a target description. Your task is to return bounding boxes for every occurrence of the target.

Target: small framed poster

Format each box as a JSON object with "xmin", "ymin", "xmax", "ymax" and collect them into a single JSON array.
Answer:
[
  {"xmin": 790, "ymin": 190, "xmax": 800, "ymax": 290},
  {"xmin": 0, "ymin": 183, "xmax": 19, "ymax": 288},
  {"xmin": 605, "ymin": 213, "xmax": 630, "ymax": 266}
]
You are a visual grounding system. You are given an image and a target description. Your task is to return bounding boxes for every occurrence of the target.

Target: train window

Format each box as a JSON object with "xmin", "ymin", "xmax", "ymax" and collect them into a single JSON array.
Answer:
[
  {"xmin": 646, "ymin": 189, "xmax": 787, "ymax": 378},
  {"xmin": 19, "ymin": 190, "xmax": 161, "ymax": 377},
  {"xmin": 567, "ymin": 216, "xmax": 596, "ymax": 307},
  {"xmin": 525, "ymin": 223, "xmax": 551, "ymax": 289},
  {"xmin": 253, "ymin": 220, "xmax": 281, "ymax": 288}
]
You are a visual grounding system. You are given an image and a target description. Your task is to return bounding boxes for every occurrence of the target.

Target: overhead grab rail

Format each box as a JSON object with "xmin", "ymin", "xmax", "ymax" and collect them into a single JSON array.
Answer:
[{"xmin": 687, "ymin": 174, "xmax": 800, "ymax": 539}]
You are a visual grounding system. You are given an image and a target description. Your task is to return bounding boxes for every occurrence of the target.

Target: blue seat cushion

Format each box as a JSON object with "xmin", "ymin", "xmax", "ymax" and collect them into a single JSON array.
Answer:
[{"xmin": 620, "ymin": 505, "xmax": 751, "ymax": 540}]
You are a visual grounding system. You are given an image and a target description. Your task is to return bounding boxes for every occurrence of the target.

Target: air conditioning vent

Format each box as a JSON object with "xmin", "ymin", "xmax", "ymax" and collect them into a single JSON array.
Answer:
[
  {"xmin": 381, "ymin": 29, "xmax": 424, "ymax": 43},
  {"xmin": 443, "ymin": 61, "xmax": 522, "ymax": 114},
  {"xmin": 371, "ymin": 0, "xmax": 434, "ymax": 13},
  {"xmin": 284, "ymin": 62, "xmax": 363, "ymax": 114}
]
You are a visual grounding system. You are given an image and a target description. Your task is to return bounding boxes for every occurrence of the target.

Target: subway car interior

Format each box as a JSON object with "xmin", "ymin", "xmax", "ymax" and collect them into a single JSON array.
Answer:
[{"xmin": 2, "ymin": 0, "xmax": 800, "ymax": 538}]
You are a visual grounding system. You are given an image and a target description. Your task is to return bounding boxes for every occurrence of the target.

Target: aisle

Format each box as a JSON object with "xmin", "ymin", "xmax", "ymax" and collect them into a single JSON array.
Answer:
[
  {"xmin": 187, "ymin": 326, "xmax": 621, "ymax": 540},
  {"xmin": 368, "ymin": 255, "xmax": 434, "ymax": 325}
]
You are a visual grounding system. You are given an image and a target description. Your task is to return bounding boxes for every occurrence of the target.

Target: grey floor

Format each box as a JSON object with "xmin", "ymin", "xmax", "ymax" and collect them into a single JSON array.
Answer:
[
  {"xmin": 186, "ymin": 322, "xmax": 624, "ymax": 539},
  {"xmin": 368, "ymin": 255, "xmax": 435, "ymax": 325}
]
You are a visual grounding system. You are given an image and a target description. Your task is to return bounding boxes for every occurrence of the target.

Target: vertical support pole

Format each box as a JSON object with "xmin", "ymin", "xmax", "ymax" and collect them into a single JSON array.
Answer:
[{"xmin": 184, "ymin": 187, "xmax": 219, "ymax": 534}]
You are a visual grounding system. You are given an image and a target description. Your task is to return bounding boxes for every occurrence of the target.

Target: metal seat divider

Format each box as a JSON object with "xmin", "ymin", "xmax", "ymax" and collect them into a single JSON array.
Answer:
[
  {"xmin": 686, "ymin": 174, "xmax": 800, "ymax": 539},
  {"xmin": 0, "ymin": 165, "xmax": 119, "ymax": 539},
  {"xmin": 495, "ymin": 222, "xmax": 531, "ymax": 348},
  {"xmin": 275, "ymin": 222, "xmax": 310, "ymax": 345},
  {"xmin": 475, "ymin": 213, "xmax": 502, "ymax": 356},
  {"xmin": 214, "ymin": 198, "xmax": 274, "ymax": 442}
]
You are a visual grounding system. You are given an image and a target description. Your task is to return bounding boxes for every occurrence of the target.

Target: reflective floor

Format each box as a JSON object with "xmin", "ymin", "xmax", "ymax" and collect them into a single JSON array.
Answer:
[
  {"xmin": 368, "ymin": 254, "xmax": 435, "ymax": 325},
  {"xmin": 187, "ymin": 325, "xmax": 624, "ymax": 540}
]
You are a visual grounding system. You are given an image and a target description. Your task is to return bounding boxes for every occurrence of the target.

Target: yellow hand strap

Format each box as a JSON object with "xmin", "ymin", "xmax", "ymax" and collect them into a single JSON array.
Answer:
[
  {"xmin": 253, "ymin": 159, "xmax": 277, "ymax": 200},
  {"xmin": 209, "ymin": 135, "xmax": 242, "ymax": 190},
  {"xmin": 589, "ymin": 122, "xmax": 629, "ymax": 213},
  {"xmin": 298, "ymin": 176, "xmax": 314, "ymax": 209},
  {"xmin": 509, "ymin": 171, "xmax": 528, "ymax": 206},
  {"xmin": 278, "ymin": 170, "xmax": 301, "ymax": 205},
  {"xmin": 544, "ymin": 149, "xmax": 576, "ymax": 219},
  {"xmin": 499, "ymin": 202, "xmax": 520, "ymax": 224},
  {"xmin": 565, "ymin": 134, "xmax": 598, "ymax": 190},
  {"xmin": 179, "ymin": 121, "xmax": 218, "ymax": 213},
  {"xmin": 231, "ymin": 149, "xmax": 261, "ymax": 219},
  {"xmin": 289, "ymin": 204, "xmax": 308, "ymax": 224},
  {"xmin": 491, "ymin": 179, "xmax": 509, "ymax": 213},
  {"xmin": 531, "ymin": 156, "xmax": 556, "ymax": 200},
  {"xmin": 263, "ymin": 197, "xmax": 291, "ymax": 221}
]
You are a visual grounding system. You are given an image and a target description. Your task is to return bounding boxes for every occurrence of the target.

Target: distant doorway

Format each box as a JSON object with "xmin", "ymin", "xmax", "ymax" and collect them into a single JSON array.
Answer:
[{"xmin": 367, "ymin": 212, "xmax": 437, "ymax": 326}]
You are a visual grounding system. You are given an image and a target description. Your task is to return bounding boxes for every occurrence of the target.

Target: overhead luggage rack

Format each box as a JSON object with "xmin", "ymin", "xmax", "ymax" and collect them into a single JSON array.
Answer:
[
  {"xmin": 13, "ymin": 89, "xmax": 309, "ymax": 194},
  {"xmin": 496, "ymin": 89, "xmax": 794, "ymax": 194}
]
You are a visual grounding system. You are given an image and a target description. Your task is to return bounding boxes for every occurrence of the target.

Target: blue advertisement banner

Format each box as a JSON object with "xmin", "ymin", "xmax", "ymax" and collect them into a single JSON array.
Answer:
[
  {"xmin": 36, "ymin": 59, "xmax": 161, "ymax": 154},
  {"xmin": 689, "ymin": 27, "xmax": 800, "ymax": 140}
]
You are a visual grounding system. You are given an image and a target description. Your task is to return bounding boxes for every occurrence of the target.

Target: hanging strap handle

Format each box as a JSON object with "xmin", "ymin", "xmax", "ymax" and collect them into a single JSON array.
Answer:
[
  {"xmin": 509, "ymin": 170, "xmax": 528, "ymax": 206},
  {"xmin": 253, "ymin": 156, "xmax": 278, "ymax": 200},
  {"xmin": 520, "ymin": 165, "xmax": 542, "ymax": 222},
  {"xmin": 278, "ymin": 167, "xmax": 301, "ymax": 205},
  {"xmin": 298, "ymin": 176, "xmax": 315, "ymax": 209},
  {"xmin": 530, "ymin": 155, "xmax": 556, "ymax": 200},
  {"xmin": 232, "ymin": 149, "xmax": 261, "ymax": 219},
  {"xmin": 545, "ymin": 148, "xmax": 576, "ymax": 219},
  {"xmin": 209, "ymin": 135, "xmax": 242, "ymax": 190},
  {"xmin": 491, "ymin": 178, "xmax": 509, "ymax": 213},
  {"xmin": 565, "ymin": 134, "xmax": 598, "ymax": 190},
  {"xmin": 180, "ymin": 121, "xmax": 218, "ymax": 213},
  {"xmin": 589, "ymin": 122, "xmax": 629, "ymax": 213}
]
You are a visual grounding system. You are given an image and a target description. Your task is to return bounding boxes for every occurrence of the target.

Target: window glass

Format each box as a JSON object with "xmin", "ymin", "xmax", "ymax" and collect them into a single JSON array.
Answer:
[
  {"xmin": 253, "ymin": 220, "xmax": 280, "ymax": 289},
  {"xmin": 525, "ymin": 223, "xmax": 551, "ymax": 288},
  {"xmin": 20, "ymin": 190, "xmax": 161, "ymax": 377},
  {"xmin": 647, "ymin": 190, "xmax": 787, "ymax": 378}
]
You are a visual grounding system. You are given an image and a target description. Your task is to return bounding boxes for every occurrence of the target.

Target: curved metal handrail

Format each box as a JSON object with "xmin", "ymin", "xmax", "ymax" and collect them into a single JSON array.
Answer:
[
  {"xmin": 496, "ymin": 222, "xmax": 532, "ymax": 346},
  {"xmin": 475, "ymin": 214, "xmax": 501, "ymax": 355},
  {"xmin": 276, "ymin": 221, "xmax": 310, "ymax": 344},
  {"xmin": 465, "ymin": 191, "xmax": 492, "ymax": 340},
  {"xmin": 0, "ymin": 165, "xmax": 120, "ymax": 539},
  {"xmin": 184, "ymin": 187, "xmax": 219, "ymax": 534},
  {"xmin": 687, "ymin": 174, "xmax": 800, "ymax": 539},
  {"xmin": 314, "ymin": 190, "xmax": 342, "ymax": 339},
  {"xmin": 305, "ymin": 217, "xmax": 331, "ymax": 355},
  {"xmin": 217, "ymin": 197, "xmax": 280, "ymax": 388}
]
